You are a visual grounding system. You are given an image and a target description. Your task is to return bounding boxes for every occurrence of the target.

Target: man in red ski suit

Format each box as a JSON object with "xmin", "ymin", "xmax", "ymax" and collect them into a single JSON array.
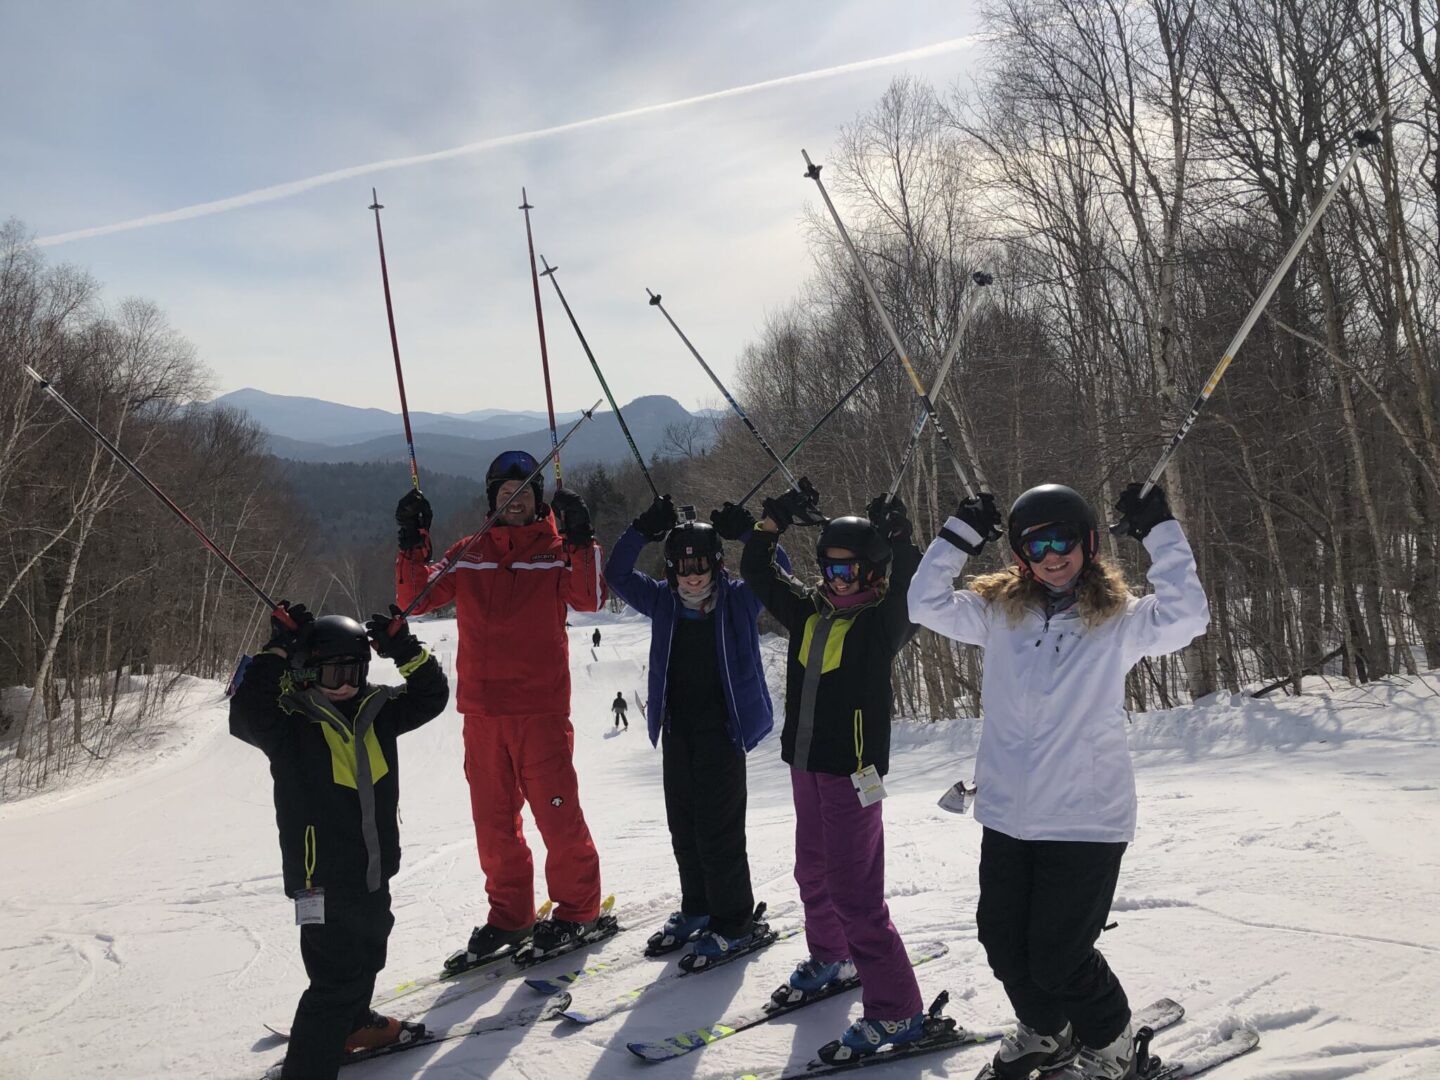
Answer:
[{"xmin": 394, "ymin": 449, "xmax": 607, "ymax": 960}]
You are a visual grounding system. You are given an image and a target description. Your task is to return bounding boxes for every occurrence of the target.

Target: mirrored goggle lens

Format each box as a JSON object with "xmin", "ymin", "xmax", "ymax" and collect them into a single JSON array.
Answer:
[
  {"xmin": 491, "ymin": 450, "xmax": 540, "ymax": 479},
  {"xmin": 821, "ymin": 559, "xmax": 863, "ymax": 583},
  {"xmin": 1021, "ymin": 529, "xmax": 1081, "ymax": 562},
  {"xmin": 675, "ymin": 555, "xmax": 713, "ymax": 577},
  {"xmin": 316, "ymin": 659, "xmax": 366, "ymax": 690}
]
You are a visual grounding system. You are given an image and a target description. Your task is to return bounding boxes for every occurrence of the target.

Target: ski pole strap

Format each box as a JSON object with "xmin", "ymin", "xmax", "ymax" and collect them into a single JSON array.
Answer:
[{"xmin": 939, "ymin": 525, "xmax": 982, "ymax": 556}]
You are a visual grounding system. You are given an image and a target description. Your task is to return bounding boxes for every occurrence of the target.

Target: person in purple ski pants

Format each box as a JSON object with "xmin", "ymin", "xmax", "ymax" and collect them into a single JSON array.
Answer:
[{"xmin": 733, "ymin": 484, "xmax": 926, "ymax": 1064}]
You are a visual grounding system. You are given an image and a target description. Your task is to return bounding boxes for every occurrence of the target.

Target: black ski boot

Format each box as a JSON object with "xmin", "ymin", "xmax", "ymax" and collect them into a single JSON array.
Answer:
[
  {"xmin": 444, "ymin": 922, "xmax": 531, "ymax": 974},
  {"xmin": 531, "ymin": 915, "xmax": 599, "ymax": 956}
]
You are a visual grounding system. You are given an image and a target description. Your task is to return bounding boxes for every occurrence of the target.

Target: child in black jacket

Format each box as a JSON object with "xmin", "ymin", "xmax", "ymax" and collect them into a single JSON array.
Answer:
[{"xmin": 229, "ymin": 602, "xmax": 448, "ymax": 1080}]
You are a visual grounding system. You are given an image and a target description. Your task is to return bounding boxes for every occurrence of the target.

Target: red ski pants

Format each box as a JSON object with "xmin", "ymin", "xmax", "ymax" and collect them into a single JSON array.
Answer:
[{"xmin": 462, "ymin": 712, "xmax": 601, "ymax": 929}]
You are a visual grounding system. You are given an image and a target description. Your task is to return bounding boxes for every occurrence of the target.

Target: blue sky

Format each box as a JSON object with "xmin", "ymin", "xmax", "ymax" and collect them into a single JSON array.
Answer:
[{"xmin": 3, "ymin": 1, "xmax": 981, "ymax": 415}]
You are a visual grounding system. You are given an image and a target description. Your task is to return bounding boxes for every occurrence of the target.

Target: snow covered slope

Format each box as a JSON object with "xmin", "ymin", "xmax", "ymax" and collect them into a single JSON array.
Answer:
[{"xmin": 2, "ymin": 609, "xmax": 1438, "ymax": 1078}]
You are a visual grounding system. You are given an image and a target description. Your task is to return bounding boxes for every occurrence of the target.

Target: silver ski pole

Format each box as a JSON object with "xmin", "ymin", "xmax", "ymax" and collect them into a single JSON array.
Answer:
[
  {"xmin": 1116, "ymin": 116, "xmax": 1383, "ymax": 532},
  {"xmin": 885, "ymin": 270, "xmax": 993, "ymax": 503},
  {"xmin": 803, "ymin": 149, "xmax": 980, "ymax": 500}
]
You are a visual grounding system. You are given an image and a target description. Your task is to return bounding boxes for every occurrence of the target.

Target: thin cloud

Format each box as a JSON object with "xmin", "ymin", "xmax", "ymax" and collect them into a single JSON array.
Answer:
[{"xmin": 37, "ymin": 36, "xmax": 977, "ymax": 246}]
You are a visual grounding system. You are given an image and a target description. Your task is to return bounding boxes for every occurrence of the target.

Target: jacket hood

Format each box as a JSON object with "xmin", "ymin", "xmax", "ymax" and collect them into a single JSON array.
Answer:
[{"xmin": 968, "ymin": 556, "xmax": 1130, "ymax": 628}]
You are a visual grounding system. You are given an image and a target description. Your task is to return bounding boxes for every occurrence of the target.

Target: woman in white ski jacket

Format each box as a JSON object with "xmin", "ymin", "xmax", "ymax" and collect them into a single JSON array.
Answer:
[{"xmin": 906, "ymin": 481, "xmax": 1208, "ymax": 1080}]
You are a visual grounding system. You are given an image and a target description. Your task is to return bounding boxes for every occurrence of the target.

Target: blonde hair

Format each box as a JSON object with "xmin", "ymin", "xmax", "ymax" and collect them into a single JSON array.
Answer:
[{"xmin": 967, "ymin": 556, "xmax": 1131, "ymax": 628}]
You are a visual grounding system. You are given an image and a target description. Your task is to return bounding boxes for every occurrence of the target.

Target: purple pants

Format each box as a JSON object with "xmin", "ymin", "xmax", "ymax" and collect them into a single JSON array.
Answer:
[{"xmin": 790, "ymin": 768, "xmax": 923, "ymax": 1020}]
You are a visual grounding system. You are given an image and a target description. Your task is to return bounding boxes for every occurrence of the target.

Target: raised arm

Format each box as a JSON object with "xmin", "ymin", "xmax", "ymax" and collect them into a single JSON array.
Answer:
[{"xmin": 907, "ymin": 500, "xmax": 1002, "ymax": 648}]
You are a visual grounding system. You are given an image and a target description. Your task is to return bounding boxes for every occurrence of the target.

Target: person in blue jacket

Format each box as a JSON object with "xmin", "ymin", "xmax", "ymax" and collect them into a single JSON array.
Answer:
[{"xmin": 604, "ymin": 495, "xmax": 787, "ymax": 965}]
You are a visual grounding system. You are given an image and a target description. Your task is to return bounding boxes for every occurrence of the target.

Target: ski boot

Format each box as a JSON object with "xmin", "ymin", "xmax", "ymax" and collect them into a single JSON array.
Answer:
[
  {"xmin": 815, "ymin": 1011, "xmax": 927, "ymax": 1064},
  {"xmin": 531, "ymin": 915, "xmax": 600, "ymax": 956},
  {"xmin": 646, "ymin": 911, "xmax": 710, "ymax": 956},
  {"xmin": 770, "ymin": 955, "xmax": 858, "ymax": 1006},
  {"xmin": 444, "ymin": 922, "xmax": 532, "ymax": 974},
  {"xmin": 983, "ymin": 1019, "xmax": 1076, "ymax": 1079},
  {"xmin": 1046, "ymin": 1023, "xmax": 1135, "ymax": 1080},
  {"xmin": 344, "ymin": 1011, "xmax": 426, "ymax": 1053}
]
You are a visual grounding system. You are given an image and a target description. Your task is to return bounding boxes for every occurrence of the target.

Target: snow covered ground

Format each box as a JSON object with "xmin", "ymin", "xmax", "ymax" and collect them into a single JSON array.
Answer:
[{"xmin": 3, "ymin": 607, "xmax": 1439, "ymax": 1079}]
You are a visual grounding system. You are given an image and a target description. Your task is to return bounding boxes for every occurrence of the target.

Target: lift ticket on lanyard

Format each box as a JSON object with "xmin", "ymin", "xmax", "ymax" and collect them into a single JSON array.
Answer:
[
  {"xmin": 294, "ymin": 888, "xmax": 325, "ymax": 926},
  {"xmin": 851, "ymin": 764, "xmax": 886, "ymax": 807}
]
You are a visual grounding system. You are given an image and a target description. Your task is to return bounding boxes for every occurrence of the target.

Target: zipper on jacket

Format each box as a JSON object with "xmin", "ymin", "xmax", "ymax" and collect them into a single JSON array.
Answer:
[{"xmin": 303, "ymin": 823, "xmax": 317, "ymax": 890}]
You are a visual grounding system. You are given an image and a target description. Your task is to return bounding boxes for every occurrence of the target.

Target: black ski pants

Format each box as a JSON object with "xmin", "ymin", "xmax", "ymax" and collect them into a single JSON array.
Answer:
[
  {"xmin": 661, "ymin": 723, "xmax": 754, "ymax": 937},
  {"xmin": 976, "ymin": 827, "xmax": 1129, "ymax": 1048},
  {"xmin": 282, "ymin": 886, "xmax": 393, "ymax": 1080}
]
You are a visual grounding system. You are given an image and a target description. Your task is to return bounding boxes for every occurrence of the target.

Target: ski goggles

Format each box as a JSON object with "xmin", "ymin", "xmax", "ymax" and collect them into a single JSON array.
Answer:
[
  {"xmin": 315, "ymin": 657, "xmax": 367, "ymax": 691},
  {"xmin": 489, "ymin": 450, "xmax": 541, "ymax": 482},
  {"xmin": 820, "ymin": 558, "xmax": 864, "ymax": 584},
  {"xmin": 672, "ymin": 554, "xmax": 714, "ymax": 577},
  {"xmin": 1019, "ymin": 525, "xmax": 1082, "ymax": 562}
]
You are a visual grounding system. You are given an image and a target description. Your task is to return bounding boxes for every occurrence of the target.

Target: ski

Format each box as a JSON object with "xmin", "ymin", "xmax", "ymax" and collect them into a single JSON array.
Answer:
[
  {"xmin": 558, "ymin": 923, "xmax": 803, "ymax": 1025},
  {"xmin": 625, "ymin": 940, "xmax": 949, "ymax": 1062},
  {"xmin": 360, "ymin": 899, "xmax": 556, "ymax": 1013},
  {"xmin": 258, "ymin": 995, "xmax": 570, "ymax": 1077},
  {"xmin": 1137, "ymin": 1024, "xmax": 1260, "ymax": 1079},
  {"xmin": 705, "ymin": 997, "xmax": 1183, "ymax": 1080}
]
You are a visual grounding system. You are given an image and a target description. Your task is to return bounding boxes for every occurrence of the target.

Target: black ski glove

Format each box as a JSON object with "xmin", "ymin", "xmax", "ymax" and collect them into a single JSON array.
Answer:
[
  {"xmin": 710, "ymin": 501, "xmax": 757, "ymax": 541},
  {"xmin": 1114, "ymin": 482, "xmax": 1174, "ymax": 541},
  {"xmin": 634, "ymin": 495, "xmax": 679, "ymax": 541},
  {"xmin": 264, "ymin": 601, "xmax": 314, "ymax": 657},
  {"xmin": 944, "ymin": 493, "xmax": 1004, "ymax": 555},
  {"xmin": 550, "ymin": 489, "xmax": 594, "ymax": 546},
  {"xmin": 395, "ymin": 489, "xmax": 434, "ymax": 552},
  {"xmin": 761, "ymin": 477, "xmax": 825, "ymax": 533},
  {"xmin": 366, "ymin": 604, "xmax": 423, "ymax": 664},
  {"xmin": 865, "ymin": 493, "xmax": 913, "ymax": 545}
]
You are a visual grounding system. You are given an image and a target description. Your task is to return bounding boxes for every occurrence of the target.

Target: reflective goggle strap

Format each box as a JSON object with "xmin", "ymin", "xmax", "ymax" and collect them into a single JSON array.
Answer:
[{"xmin": 304, "ymin": 824, "xmax": 316, "ymax": 890}]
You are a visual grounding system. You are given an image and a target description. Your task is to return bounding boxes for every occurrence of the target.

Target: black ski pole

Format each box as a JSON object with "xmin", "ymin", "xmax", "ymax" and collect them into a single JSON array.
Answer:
[
  {"xmin": 519, "ymin": 189, "xmax": 563, "ymax": 488},
  {"xmin": 21, "ymin": 364, "xmax": 287, "ymax": 616},
  {"xmin": 802, "ymin": 150, "xmax": 980, "ymax": 499},
  {"xmin": 368, "ymin": 189, "xmax": 421, "ymax": 491},
  {"xmin": 402, "ymin": 399, "xmax": 603, "ymax": 615},
  {"xmin": 1113, "ymin": 115, "xmax": 1383, "ymax": 534},
  {"xmin": 646, "ymin": 288, "xmax": 803, "ymax": 494},
  {"xmin": 885, "ymin": 270, "xmax": 992, "ymax": 503},
  {"xmin": 538, "ymin": 255, "xmax": 661, "ymax": 499},
  {"xmin": 736, "ymin": 346, "xmax": 894, "ymax": 507}
]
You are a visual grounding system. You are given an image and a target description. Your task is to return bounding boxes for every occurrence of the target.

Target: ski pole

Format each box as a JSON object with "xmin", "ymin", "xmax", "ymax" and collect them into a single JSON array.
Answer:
[
  {"xmin": 21, "ymin": 364, "xmax": 285, "ymax": 615},
  {"xmin": 538, "ymin": 255, "xmax": 661, "ymax": 499},
  {"xmin": 402, "ymin": 399, "xmax": 603, "ymax": 615},
  {"xmin": 519, "ymin": 189, "xmax": 563, "ymax": 488},
  {"xmin": 884, "ymin": 270, "xmax": 993, "ymax": 502},
  {"xmin": 802, "ymin": 150, "xmax": 980, "ymax": 500},
  {"xmin": 736, "ymin": 346, "xmax": 895, "ymax": 507},
  {"xmin": 368, "ymin": 189, "xmax": 421, "ymax": 491},
  {"xmin": 646, "ymin": 288, "xmax": 802, "ymax": 493},
  {"xmin": 1113, "ymin": 115, "xmax": 1384, "ymax": 534}
]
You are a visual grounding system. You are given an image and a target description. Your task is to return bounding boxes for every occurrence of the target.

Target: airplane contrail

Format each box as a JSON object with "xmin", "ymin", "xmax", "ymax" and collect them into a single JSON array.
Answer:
[{"xmin": 36, "ymin": 36, "xmax": 977, "ymax": 247}]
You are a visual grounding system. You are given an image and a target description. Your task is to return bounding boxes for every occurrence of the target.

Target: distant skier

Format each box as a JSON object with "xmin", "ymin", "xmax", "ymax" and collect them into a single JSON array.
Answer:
[
  {"xmin": 593, "ymin": 628, "xmax": 602, "ymax": 648},
  {"xmin": 605, "ymin": 495, "xmax": 785, "ymax": 966},
  {"xmin": 732, "ymin": 485, "xmax": 926, "ymax": 1064},
  {"xmin": 228, "ymin": 601, "xmax": 448, "ymax": 1080},
  {"xmin": 394, "ymin": 449, "xmax": 608, "ymax": 968},
  {"xmin": 611, "ymin": 691, "xmax": 628, "ymax": 730},
  {"xmin": 907, "ymin": 483, "xmax": 1209, "ymax": 1080}
]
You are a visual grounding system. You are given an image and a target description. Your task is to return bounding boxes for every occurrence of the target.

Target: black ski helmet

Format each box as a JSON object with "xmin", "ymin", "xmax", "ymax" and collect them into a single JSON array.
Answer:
[
  {"xmin": 1007, "ymin": 484, "xmax": 1099, "ymax": 566},
  {"xmin": 817, "ymin": 516, "xmax": 891, "ymax": 587},
  {"xmin": 291, "ymin": 614, "xmax": 370, "ymax": 688},
  {"xmin": 486, "ymin": 449, "xmax": 544, "ymax": 512},
  {"xmin": 663, "ymin": 521, "xmax": 723, "ymax": 589}
]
